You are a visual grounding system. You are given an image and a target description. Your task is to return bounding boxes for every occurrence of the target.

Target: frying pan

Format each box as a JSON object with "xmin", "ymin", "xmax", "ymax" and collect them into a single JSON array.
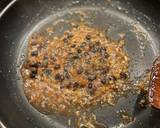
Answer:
[{"xmin": 0, "ymin": 0, "xmax": 160, "ymax": 128}]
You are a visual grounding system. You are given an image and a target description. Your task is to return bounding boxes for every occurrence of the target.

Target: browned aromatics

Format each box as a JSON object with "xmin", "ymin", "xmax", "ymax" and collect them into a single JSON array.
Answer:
[
  {"xmin": 21, "ymin": 24, "xmax": 130, "ymax": 114},
  {"xmin": 149, "ymin": 56, "xmax": 160, "ymax": 109}
]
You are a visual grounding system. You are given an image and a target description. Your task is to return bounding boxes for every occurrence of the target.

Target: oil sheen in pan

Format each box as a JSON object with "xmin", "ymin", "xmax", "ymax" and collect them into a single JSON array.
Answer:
[{"xmin": 16, "ymin": 6, "xmax": 158, "ymax": 128}]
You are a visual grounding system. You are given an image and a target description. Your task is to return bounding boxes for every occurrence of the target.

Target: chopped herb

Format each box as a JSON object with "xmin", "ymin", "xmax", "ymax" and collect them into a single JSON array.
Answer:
[{"xmin": 43, "ymin": 69, "xmax": 52, "ymax": 77}]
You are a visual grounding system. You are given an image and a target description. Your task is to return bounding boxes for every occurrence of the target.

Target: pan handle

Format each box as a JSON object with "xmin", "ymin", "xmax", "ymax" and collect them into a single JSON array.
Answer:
[{"xmin": 0, "ymin": 120, "xmax": 6, "ymax": 128}]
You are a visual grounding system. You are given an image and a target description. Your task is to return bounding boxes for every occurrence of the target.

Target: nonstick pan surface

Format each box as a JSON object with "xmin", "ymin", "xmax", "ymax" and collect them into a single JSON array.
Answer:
[{"xmin": 0, "ymin": 0, "xmax": 160, "ymax": 128}]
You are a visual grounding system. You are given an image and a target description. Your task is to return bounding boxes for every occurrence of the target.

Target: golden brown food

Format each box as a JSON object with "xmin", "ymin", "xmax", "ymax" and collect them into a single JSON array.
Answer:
[
  {"xmin": 21, "ymin": 23, "xmax": 130, "ymax": 114},
  {"xmin": 149, "ymin": 56, "xmax": 160, "ymax": 109}
]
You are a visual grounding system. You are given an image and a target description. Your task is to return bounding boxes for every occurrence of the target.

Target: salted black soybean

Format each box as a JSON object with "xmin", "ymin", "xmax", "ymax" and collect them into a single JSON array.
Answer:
[
  {"xmin": 21, "ymin": 23, "xmax": 130, "ymax": 116},
  {"xmin": 72, "ymin": 55, "xmax": 79, "ymax": 59},
  {"xmin": 85, "ymin": 34, "xmax": 91, "ymax": 41},
  {"xmin": 29, "ymin": 62, "xmax": 39, "ymax": 68},
  {"xmin": 31, "ymin": 50, "xmax": 38, "ymax": 56},
  {"xmin": 77, "ymin": 48, "xmax": 82, "ymax": 53},
  {"xmin": 30, "ymin": 68, "xmax": 37, "ymax": 78},
  {"xmin": 87, "ymin": 82, "xmax": 95, "ymax": 95},
  {"xmin": 88, "ymin": 82, "xmax": 93, "ymax": 89},
  {"xmin": 71, "ymin": 44, "xmax": 76, "ymax": 48}
]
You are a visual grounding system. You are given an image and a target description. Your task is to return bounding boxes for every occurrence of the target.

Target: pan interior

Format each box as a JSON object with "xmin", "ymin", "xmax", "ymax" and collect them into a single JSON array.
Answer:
[{"xmin": 17, "ymin": 2, "xmax": 159, "ymax": 128}]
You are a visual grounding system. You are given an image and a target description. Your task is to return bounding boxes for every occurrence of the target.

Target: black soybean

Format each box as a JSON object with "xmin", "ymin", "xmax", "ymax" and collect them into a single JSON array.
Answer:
[
  {"xmin": 55, "ymin": 73, "xmax": 64, "ymax": 82},
  {"xmin": 31, "ymin": 50, "xmax": 38, "ymax": 56}
]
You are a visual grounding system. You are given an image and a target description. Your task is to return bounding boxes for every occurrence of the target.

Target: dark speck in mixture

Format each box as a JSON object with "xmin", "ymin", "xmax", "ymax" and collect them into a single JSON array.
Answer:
[
  {"xmin": 64, "ymin": 69, "xmax": 70, "ymax": 79},
  {"xmin": 85, "ymin": 34, "xmax": 91, "ymax": 41},
  {"xmin": 73, "ymin": 82, "xmax": 80, "ymax": 90},
  {"xmin": 63, "ymin": 37, "xmax": 68, "ymax": 43},
  {"xmin": 29, "ymin": 62, "xmax": 39, "ymax": 68},
  {"xmin": 101, "ymin": 51, "xmax": 109, "ymax": 59},
  {"xmin": 71, "ymin": 44, "xmax": 76, "ymax": 48},
  {"xmin": 30, "ymin": 68, "xmax": 37, "ymax": 78},
  {"xmin": 80, "ymin": 42, "xmax": 87, "ymax": 48},
  {"xmin": 109, "ymin": 75, "xmax": 117, "ymax": 81},
  {"xmin": 101, "ymin": 76, "xmax": 110, "ymax": 85},
  {"xmin": 77, "ymin": 48, "xmax": 82, "ymax": 53},
  {"xmin": 87, "ymin": 82, "xmax": 96, "ymax": 95},
  {"xmin": 72, "ymin": 24, "xmax": 79, "ymax": 28},
  {"xmin": 88, "ymin": 82, "xmax": 93, "ymax": 89},
  {"xmin": 54, "ymin": 64, "xmax": 61, "ymax": 70},
  {"xmin": 55, "ymin": 73, "xmax": 64, "ymax": 82},
  {"xmin": 31, "ymin": 50, "xmax": 38, "ymax": 56},
  {"xmin": 120, "ymin": 72, "xmax": 128, "ymax": 79},
  {"xmin": 77, "ymin": 66, "xmax": 84, "ymax": 74}
]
